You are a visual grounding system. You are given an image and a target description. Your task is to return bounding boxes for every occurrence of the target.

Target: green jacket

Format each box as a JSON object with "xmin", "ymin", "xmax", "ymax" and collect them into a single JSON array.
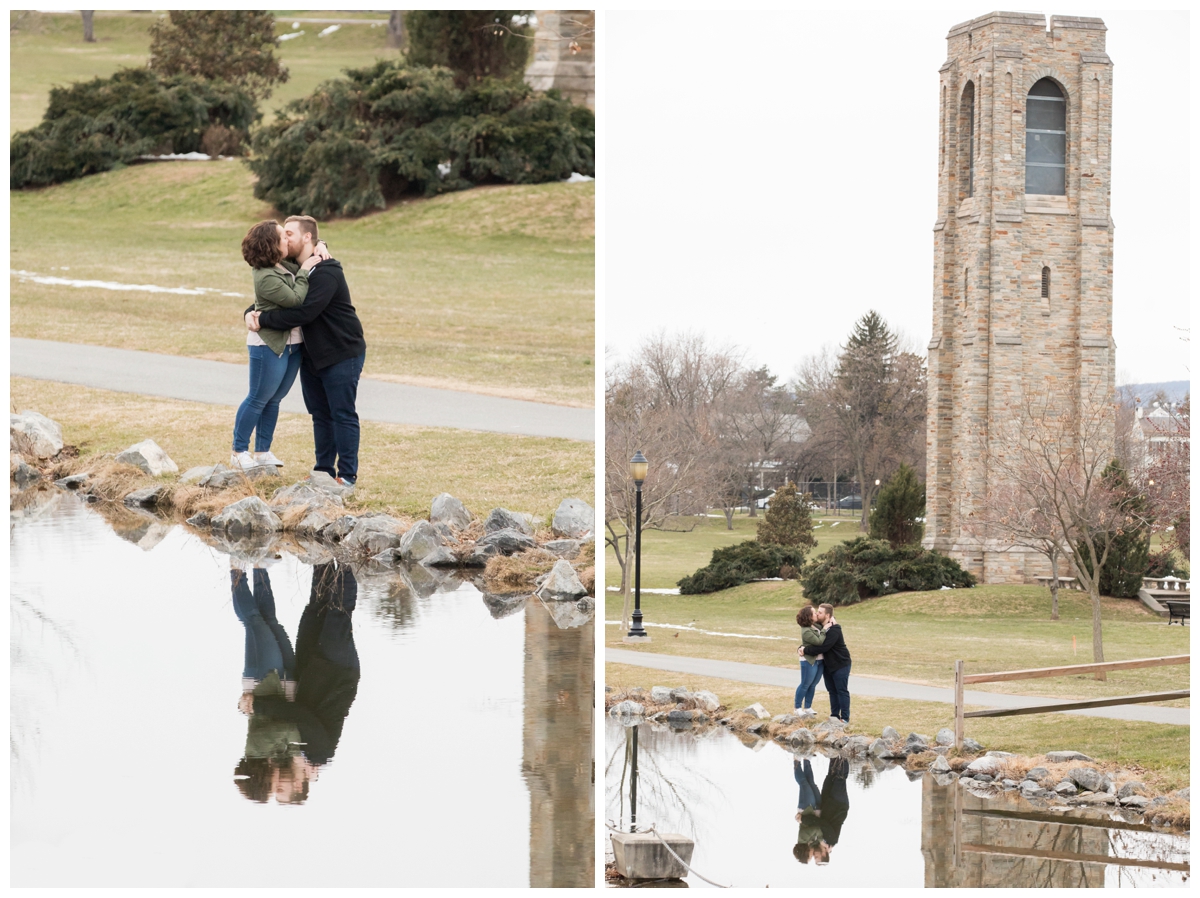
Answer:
[
  {"xmin": 253, "ymin": 261, "xmax": 308, "ymax": 355},
  {"xmin": 800, "ymin": 625, "xmax": 824, "ymax": 665}
]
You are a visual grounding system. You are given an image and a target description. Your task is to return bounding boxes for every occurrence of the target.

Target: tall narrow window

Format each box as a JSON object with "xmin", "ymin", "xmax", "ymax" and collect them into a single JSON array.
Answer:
[
  {"xmin": 962, "ymin": 82, "xmax": 976, "ymax": 197},
  {"xmin": 1026, "ymin": 78, "xmax": 1066, "ymax": 195},
  {"xmin": 1041, "ymin": 266, "xmax": 1050, "ymax": 298}
]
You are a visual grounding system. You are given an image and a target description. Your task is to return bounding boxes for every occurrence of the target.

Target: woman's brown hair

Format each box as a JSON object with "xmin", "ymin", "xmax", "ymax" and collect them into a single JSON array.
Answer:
[
  {"xmin": 796, "ymin": 605, "xmax": 815, "ymax": 628},
  {"xmin": 241, "ymin": 220, "xmax": 283, "ymax": 269}
]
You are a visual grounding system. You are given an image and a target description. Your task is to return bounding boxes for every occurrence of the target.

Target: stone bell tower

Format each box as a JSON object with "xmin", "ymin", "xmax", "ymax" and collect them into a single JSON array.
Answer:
[{"xmin": 922, "ymin": 12, "xmax": 1116, "ymax": 582}]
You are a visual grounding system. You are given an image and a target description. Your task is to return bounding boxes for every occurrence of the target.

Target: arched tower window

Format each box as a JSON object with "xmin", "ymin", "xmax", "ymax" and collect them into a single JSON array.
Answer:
[
  {"xmin": 961, "ymin": 82, "xmax": 975, "ymax": 198},
  {"xmin": 1026, "ymin": 78, "xmax": 1066, "ymax": 195},
  {"xmin": 1041, "ymin": 266, "xmax": 1050, "ymax": 298}
]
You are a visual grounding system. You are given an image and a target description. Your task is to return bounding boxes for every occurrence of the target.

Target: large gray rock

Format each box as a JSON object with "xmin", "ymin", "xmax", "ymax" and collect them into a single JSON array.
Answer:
[
  {"xmin": 1117, "ymin": 781, "xmax": 1147, "ymax": 800},
  {"xmin": 180, "ymin": 464, "xmax": 223, "ymax": 484},
  {"xmin": 1172, "ymin": 787, "xmax": 1189, "ymax": 801},
  {"xmin": 296, "ymin": 508, "xmax": 338, "ymax": 535},
  {"xmin": 1120, "ymin": 795, "xmax": 1151, "ymax": 810},
  {"xmin": 271, "ymin": 481, "xmax": 346, "ymax": 511},
  {"xmin": 650, "ymin": 686, "xmax": 673, "ymax": 704},
  {"xmin": 541, "ymin": 594, "xmax": 594, "ymax": 629},
  {"xmin": 965, "ymin": 756, "xmax": 1006, "ymax": 775},
  {"xmin": 790, "ymin": 727, "xmax": 816, "ymax": 749},
  {"xmin": 744, "ymin": 703, "xmax": 771, "ymax": 720},
  {"xmin": 199, "ymin": 468, "xmax": 245, "ymax": 489},
  {"xmin": 962, "ymin": 737, "xmax": 984, "ymax": 753},
  {"xmin": 1054, "ymin": 780, "xmax": 1078, "ymax": 796},
  {"xmin": 302, "ymin": 470, "xmax": 355, "ymax": 499},
  {"xmin": 1067, "ymin": 767, "xmax": 1112, "ymax": 794},
  {"xmin": 475, "ymin": 527, "xmax": 536, "ymax": 555},
  {"xmin": 430, "ymin": 493, "xmax": 472, "ymax": 530},
  {"xmin": 399, "ymin": 520, "xmax": 447, "ymax": 563},
  {"xmin": 844, "ymin": 735, "xmax": 872, "ymax": 756},
  {"xmin": 115, "ymin": 439, "xmax": 178, "ymax": 476},
  {"xmin": 54, "ymin": 472, "xmax": 90, "ymax": 490},
  {"xmin": 931, "ymin": 754, "xmax": 952, "ymax": 773},
  {"xmin": 1025, "ymin": 767, "xmax": 1050, "ymax": 782},
  {"xmin": 123, "ymin": 486, "xmax": 168, "ymax": 508},
  {"xmin": 1045, "ymin": 750, "xmax": 1093, "ymax": 763},
  {"xmin": 868, "ymin": 738, "xmax": 890, "ymax": 758},
  {"xmin": 483, "ymin": 507, "xmax": 531, "ymax": 535},
  {"xmin": 935, "ymin": 728, "xmax": 955, "ymax": 746},
  {"xmin": 211, "ymin": 496, "xmax": 281, "ymax": 534},
  {"xmin": 692, "ymin": 690, "xmax": 720, "ymax": 713},
  {"xmin": 1019, "ymin": 779, "xmax": 1041, "ymax": 796},
  {"xmin": 907, "ymin": 733, "xmax": 932, "ymax": 748},
  {"xmin": 342, "ymin": 515, "xmax": 408, "ymax": 555},
  {"xmin": 321, "ymin": 515, "xmax": 358, "ymax": 542},
  {"xmin": 463, "ymin": 542, "xmax": 500, "ymax": 566},
  {"xmin": 11, "ymin": 453, "xmax": 39, "ymax": 488},
  {"xmin": 535, "ymin": 559, "xmax": 587, "ymax": 601},
  {"xmin": 551, "ymin": 497, "xmax": 594, "ymax": 539},
  {"xmin": 543, "ymin": 538, "xmax": 582, "ymax": 560},
  {"xmin": 10, "ymin": 411, "xmax": 63, "ymax": 459},
  {"xmin": 881, "ymin": 726, "xmax": 900, "ymax": 742},
  {"xmin": 610, "ymin": 700, "xmax": 645, "ymax": 718}
]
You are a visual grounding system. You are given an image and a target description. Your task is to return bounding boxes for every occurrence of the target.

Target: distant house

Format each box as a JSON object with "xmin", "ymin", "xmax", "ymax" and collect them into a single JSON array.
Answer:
[{"xmin": 1131, "ymin": 402, "xmax": 1189, "ymax": 467}]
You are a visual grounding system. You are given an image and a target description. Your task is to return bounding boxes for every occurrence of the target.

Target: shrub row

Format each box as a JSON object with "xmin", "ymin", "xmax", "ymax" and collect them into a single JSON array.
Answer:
[
  {"xmin": 678, "ymin": 541, "xmax": 807, "ymax": 595},
  {"xmin": 799, "ymin": 537, "xmax": 976, "ymax": 605}
]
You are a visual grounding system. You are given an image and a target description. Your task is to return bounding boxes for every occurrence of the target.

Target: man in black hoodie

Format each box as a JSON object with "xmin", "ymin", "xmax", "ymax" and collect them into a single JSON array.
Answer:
[
  {"xmin": 248, "ymin": 215, "xmax": 367, "ymax": 485},
  {"xmin": 801, "ymin": 603, "xmax": 852, "ymax": 723}
]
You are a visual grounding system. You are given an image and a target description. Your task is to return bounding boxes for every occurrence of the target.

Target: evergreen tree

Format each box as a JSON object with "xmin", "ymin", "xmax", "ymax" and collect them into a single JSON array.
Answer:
[
  {"xmin": 756, "ymin": 482, "xmax": 817, "ymax": 550},
  {"xmin": 148, "ymin": 11, "xmax": 288, "ymax": 105},
  {"xmin": 405, "ymin": 11, "xmax": 532, "ymax": 88},
  {"xmin": 869, "ymin": 463, "xmax": 926, "ymax": 547},
  {"xmin": 1075, "ymin": 459, "xmax": 1152, "ymax": 598}
]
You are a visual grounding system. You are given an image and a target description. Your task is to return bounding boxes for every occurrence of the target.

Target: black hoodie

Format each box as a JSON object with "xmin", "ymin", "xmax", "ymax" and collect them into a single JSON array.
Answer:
[
  {"xmin": 251, "ymin": 258, "xmax": 366, "ymax": 371},
  {"xmin": 802, "ymin": 622, "xmax": 851, "ymax": 673}
]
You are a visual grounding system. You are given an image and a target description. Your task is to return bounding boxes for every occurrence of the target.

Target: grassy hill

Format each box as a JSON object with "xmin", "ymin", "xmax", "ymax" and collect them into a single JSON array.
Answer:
[
  {"xmin": 12, "ymin": 161, "xmax": 595, "ymax": 406},
  {"xmin": 10, "ymin": 11, "xmax": 398, "ymax": 134}
]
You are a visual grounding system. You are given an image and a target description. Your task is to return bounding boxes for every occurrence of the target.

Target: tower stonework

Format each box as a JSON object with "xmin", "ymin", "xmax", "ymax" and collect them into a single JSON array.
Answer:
[{"xmin": 923, "ymin": 12, "xmax": 1115, "ymax": 583}]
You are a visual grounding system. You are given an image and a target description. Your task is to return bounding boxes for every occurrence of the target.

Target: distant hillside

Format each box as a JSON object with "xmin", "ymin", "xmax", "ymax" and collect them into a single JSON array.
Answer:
[{"xmin": 1117, "ymin": 381, "xmax": 1190, "ymax": 405}]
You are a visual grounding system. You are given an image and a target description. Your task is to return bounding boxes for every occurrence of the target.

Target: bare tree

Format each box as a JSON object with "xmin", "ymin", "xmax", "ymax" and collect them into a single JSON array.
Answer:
[
  {"xmin": 1144, "ymin": 395, "xmax": 1190, "ymax": 560},
  {"xmin": 795, "ymin": 312, "xmax": 927, "ymax": 530},
  {"xmin": 969, "ymin": 383, "xmax": 1148, "ymax": 678},
  {"xmin": 81, "ymin": 11, "xmax": 95, "ymax": 42},
  {"xmin": 605, "ymin": 335, "xmax": 739, "ymax": 630}
]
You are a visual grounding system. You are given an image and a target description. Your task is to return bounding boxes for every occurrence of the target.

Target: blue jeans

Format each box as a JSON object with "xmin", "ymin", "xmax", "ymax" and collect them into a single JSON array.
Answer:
[
  {"xmin": 231, "ymin": 569, "xmax": 295, "ymax": 682},
  {"xmin": 795, "ymin": 659, "xmax": 824, "ymax": 710},
  {"xmin": 300, "ymin": 351, "xmax": 364, "ymax": 483},
  {"xmin": 232, "ymin": 344, "xmax": 302, "ymax": 453},
  {"xmin": 825, "ymin": 664, "xmax": 851, "ymax": 723},
  {"xmin": 795, "ymin": 758, "xmax": 820, "ymax": 811}
]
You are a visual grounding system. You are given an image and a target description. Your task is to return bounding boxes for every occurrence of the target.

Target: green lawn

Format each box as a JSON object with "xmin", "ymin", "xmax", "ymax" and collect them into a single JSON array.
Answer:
[
  {"xmin": 12, "ymin": 163, "xmax": 595, "ymax": 406},
  {"xmin": 606, "ymin": 509, "xmax": 864, "ymax": 589},
  {"xmin": 11, "ymin": 11, "xmax": 398, "ymax": 134},
  {"xmin": 605, "ymin": 582, "xmax": 1191, "ymax": 703}
]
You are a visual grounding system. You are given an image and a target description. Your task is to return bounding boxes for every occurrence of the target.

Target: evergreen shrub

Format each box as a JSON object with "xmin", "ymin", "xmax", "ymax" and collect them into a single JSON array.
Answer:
[
  {"xmin": 678, "ymin": 541, "xmax": 808, "ymax": 595},
  {"xmin": 247, "ymin": 61, "xmax": 595, "ymax": 218},
  {"xmin": 11, "ymin": 69, "xmax": 255, "ymax": 188},
  {"xmin": 755, "ymin": 482, "xmax": 817, "ymax": 550},
  {"xmin": 800, "ymin": 537, "xmax": 976, "ymax": 606},
  {"xmin": 868, "ymin": 463, "xmax": 926, "ymax": 547},
  {"xmin": 1074, "ymin": 460, "xmax": 1152, "ymax": 599}
]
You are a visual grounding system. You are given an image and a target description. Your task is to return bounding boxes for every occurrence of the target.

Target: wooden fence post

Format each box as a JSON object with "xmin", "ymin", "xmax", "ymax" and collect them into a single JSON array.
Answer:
[{"xmin": 954, "ymin": 660, "xmax": 964, "ymax": 751}]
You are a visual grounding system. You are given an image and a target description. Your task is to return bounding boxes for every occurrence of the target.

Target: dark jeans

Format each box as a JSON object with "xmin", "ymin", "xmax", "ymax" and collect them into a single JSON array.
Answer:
[
  {"xmin": 233, "ymin": 344, "xmax": 302, "ymax": 452},
  {"xmin": 300, "ymin": 351, "xmax": 364, "ymax": 483},
  {"xmin": 824, "ymin": 664, "xmax": 851, "ymax": 722},
  {"xmin": 230, "ymin": 569, "xmax": 295, "ymax": 682},
  {"xmin": 795, "ymin": 660, "xmax": 824, "ymax": 710}
]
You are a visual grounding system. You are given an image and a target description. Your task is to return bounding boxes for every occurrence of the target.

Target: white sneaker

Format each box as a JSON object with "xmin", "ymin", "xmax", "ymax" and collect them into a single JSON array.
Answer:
[
  {"xmin": 230, "ymin": 451, "xmax": 258, "ymax": 471},
  {"xmin": 254, "ymin": 451, "xmax": 284, "ymax": 467}
]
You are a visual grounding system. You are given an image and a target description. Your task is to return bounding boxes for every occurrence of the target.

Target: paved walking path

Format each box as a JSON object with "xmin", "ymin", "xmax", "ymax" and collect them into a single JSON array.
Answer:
[
  {"xmin": 11, "ymin": 338, "xmax": 593, "ymax": 442},
  {"xmin": 607, "ymin": 649, "xmax": 1190, "ymax": 726}
]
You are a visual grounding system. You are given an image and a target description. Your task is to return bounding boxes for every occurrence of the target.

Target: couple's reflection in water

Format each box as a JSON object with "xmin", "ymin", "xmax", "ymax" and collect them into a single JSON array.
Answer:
[
  {"xmin": 230, "ymin": 560, "xmax": 360, "ymax": 805},
  {"xmin": 793, "ymin": 757, "xmax": 850, "ymax": 866}
]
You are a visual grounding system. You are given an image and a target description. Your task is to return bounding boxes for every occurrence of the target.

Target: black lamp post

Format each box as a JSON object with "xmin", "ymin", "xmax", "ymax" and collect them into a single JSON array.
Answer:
[{"xmin": 625, "ymin": 450, "xmax": 650, "ymax": 642}]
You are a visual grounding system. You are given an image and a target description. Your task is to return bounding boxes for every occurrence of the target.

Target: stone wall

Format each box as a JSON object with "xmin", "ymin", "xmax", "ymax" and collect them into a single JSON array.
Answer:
[{"xmin": 924, "ymin": 12, "xmax": 1115, "ymax": 583}]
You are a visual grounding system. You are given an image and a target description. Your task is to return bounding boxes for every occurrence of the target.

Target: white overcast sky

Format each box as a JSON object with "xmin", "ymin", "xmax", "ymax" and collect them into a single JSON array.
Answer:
[{"xmin": 600, "ymin": 7, "xmax": 1191, "ymax": 387}]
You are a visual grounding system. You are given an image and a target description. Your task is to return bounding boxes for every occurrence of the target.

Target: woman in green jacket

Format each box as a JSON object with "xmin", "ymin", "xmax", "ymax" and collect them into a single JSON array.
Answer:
[
  {"xmin": 794, "ymin": 604, "xmax": 825, "ymax": 717},
  {"xmin": 231, "ymin": 220, "xmax": 325, "ymax": 470}
]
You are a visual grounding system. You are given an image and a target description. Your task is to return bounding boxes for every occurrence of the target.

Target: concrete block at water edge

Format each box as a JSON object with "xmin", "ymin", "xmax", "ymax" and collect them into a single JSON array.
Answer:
[{"xmin": 610, "ymin": 831, "xmax": 694, "ymax": 881}]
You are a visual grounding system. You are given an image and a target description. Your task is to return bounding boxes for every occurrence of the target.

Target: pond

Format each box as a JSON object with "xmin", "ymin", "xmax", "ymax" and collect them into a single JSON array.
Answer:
[
  {"xmin": 11, "ymin": 491, "xmax": 593, "ymax": 888},
  {"xmin": 604, "ymin": 719, "xmax": 1189, "ymax": 888}
]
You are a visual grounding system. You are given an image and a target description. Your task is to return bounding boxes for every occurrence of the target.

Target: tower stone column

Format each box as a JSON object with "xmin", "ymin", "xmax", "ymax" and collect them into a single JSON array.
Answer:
[
  {"xmin": 524, "ymin": 11, "xmax": 595, "ymax": 109},
  {"xmin": 923, "ymin": 12, "xmax": 1115, "ymax": 583}
]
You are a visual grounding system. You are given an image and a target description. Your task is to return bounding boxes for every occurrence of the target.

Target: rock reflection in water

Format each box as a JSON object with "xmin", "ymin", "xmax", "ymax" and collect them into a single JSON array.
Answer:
[
  {"xmin": 231, "ymin": 563, "xmax": 360, "ymax": 805},
  {"xmin": 922, "ymin": 777, "xmax": 1191, "ymax": 888}
]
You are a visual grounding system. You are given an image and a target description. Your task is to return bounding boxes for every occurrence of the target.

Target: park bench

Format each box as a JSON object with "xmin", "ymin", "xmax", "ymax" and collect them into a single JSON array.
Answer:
[
  {"xmin": 1033, "ymin": 576, "xmax": 1081, "ymax": 591},
  {"xmin": 1162, "ymin": 599, "xmax": 1189, "ymax": 626}
]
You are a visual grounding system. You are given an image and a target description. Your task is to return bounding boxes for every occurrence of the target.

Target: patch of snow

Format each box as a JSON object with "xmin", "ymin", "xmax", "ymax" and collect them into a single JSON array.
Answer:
[
  {"xmin": 437, "ymin": 162, "xmax": 451, "ymax": 179},
  {"xmin": 318, "ymin": 24, "xmax": 340, "ymax": 37},
  {"xmin": 292, "ymin": 21, "xmax": 300, "ymax": 29},
  {"xmin": 12, "ymin": 269, "xmax": 243, "ymax": 298},
  {"xmin": 829, "ymin": 521, "xmax": 840, "ymax": 527},
  {"xmin": 564, "ymin": 172, "xmax": 594, "ymax": 183},
  {"xmin": 604, "ymin": 621, "xmax": 787, "ymax": 640},
  {"xmin": 605, "ymin": 587, "xmax": 680, "ymax": 595},
  {"xmin": 136, "ymin": 152, "xmax": 230, "ymax": 161},
  {"xmin": 278, "ymin": 31, "xmax": 304, "ymax": 41}
]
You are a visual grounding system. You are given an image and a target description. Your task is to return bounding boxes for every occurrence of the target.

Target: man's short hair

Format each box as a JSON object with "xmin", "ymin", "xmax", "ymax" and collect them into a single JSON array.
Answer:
[
  {"xmin": 284, "ymin": 214, "xmax": 319, "ymax": 243},
  {"xmin": 818, "ymin": 603, "xmax": 835, "ymax": 618}
]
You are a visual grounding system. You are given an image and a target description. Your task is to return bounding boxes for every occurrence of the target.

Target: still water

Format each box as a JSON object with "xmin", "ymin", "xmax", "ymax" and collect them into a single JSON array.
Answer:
[
  {"xmin": 11, "ymin": 492, "xmax": 593, "ymax": 888},
  {"xmin": 605, "ymin": 720, "xmax": 1189, "ymax": 888}
]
